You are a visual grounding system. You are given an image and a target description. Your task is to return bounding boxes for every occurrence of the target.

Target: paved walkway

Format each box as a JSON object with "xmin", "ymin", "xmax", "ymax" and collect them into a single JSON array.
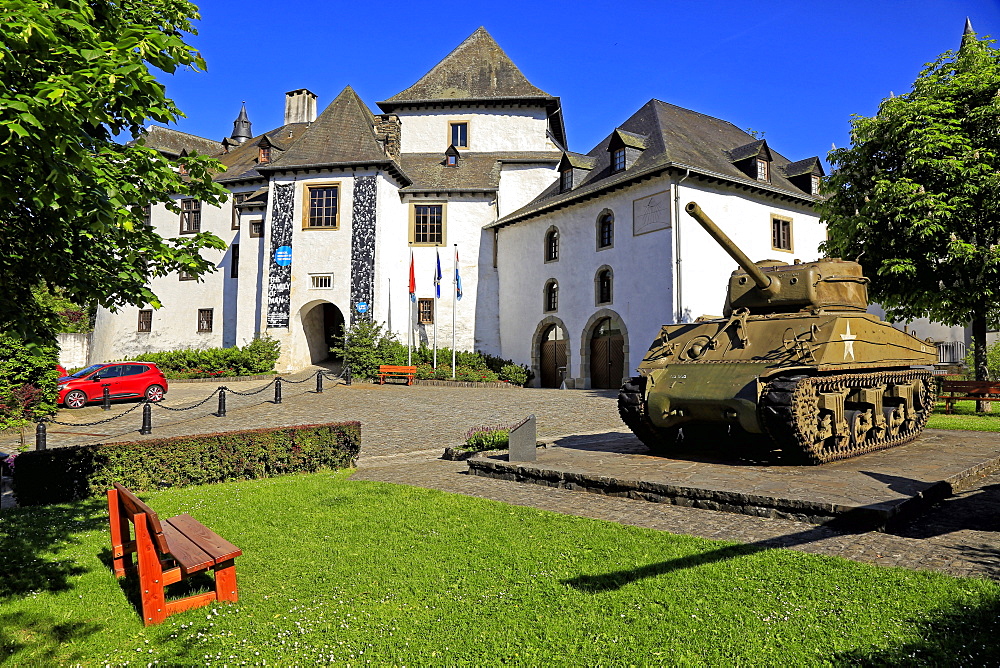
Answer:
[{"xmin": 4, "ymin": 377, "xmax": 998, "ymax": 580}]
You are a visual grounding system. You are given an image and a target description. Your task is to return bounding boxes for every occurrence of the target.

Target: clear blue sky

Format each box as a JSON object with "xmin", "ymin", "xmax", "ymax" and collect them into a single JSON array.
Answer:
[{"xmin": 161, "ymin": 0, "xmax": 999, "ymax": 166}]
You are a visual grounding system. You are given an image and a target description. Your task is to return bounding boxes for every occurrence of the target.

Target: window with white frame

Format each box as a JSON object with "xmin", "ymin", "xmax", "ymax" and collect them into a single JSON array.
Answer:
[{"xmin": 310, "ymin": 274, "xmax": 333, "ymax": 289}]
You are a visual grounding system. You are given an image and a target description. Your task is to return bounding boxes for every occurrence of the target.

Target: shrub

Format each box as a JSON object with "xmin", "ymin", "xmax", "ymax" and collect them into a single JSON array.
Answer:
[
  {"xmin": 464, "ymin": 424, "xmax": 511, "ymax": 451},
  {"xmin": 128, "ymin": 336, "xmax": 280, "ymax": 379},
  {"xmin": 0, "ymin": 334, "xmax": 59, "ymax": 431},
  {"xmin": 498, "ymin": 363, "xmax": 529, "ymax": 385},
  {"xmin": 963, "ymin": 341, "xmax": 1000, "ymax": 380},
  {"xmin": 11, "ymin": 422, "xmax": 361, "ymax": 506},
  {"xmin": 333, "ymin": 320, "xmax": 404, "ymax": 380}
]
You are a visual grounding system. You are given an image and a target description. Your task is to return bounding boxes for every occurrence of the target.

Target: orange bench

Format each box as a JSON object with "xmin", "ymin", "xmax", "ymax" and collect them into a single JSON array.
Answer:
[
  {"xmin": 940, "ymin": 379, "xmax": 1000, "ymax": 414},
  {"xmin": 107, "ymin": 483, "xmax": 242, "ymax": 625},
  {"xmin": 378, "ymin": 365, "xmax": 416, "ymax": 385}
]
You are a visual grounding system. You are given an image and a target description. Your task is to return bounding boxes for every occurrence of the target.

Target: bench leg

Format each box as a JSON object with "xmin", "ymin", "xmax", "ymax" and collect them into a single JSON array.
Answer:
[
  {"xmin": 214, "ymin": 559, "xmax": 239, "ymax": 602},
  {"xmin": 107, "ymin": 489, "xmax": 133, "ymax": 577},
  {"xmin": 134, "ymin": 513, "xmax": 167, "ymax": 626}
]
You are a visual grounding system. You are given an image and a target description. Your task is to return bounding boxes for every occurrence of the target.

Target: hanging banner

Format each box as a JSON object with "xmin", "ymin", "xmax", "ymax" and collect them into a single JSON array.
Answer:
[{"xmin": 266, "ymin": 183, "xmax": 294, "ymax": 328}]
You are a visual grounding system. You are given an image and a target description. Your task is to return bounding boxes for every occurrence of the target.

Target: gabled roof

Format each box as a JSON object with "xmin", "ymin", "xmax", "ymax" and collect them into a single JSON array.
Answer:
[
  {"xmin": 727, "ymin": 139, "xmax": 771, "ymax": 163},
  {"xmin": 491, "ymin": 99, "xmax": 823, "ymax": 228},
  {"xmin": 610, "ymin": 129, "xmax": 648, "ymax": 151},
  {"xmin": 559, "ymin": 152, "xmax": 596, "ymax": 171},
  {"xmin": 378, "ymin": 27, "xmax": 554, "ymax": 107},
  {"xmin": 214, "ymin": 123, "xmax": 310, "ymax": 183},
  {"xmin": 131, "ymin": 126, "xmax": 221, "ymax": 159},
  {"xmin": 399, "ymin": 151, "xmax": 562, "ymax": 193},
  {"xmin": 783, "ymin": 157, "xmax": 825, "ymax": 177}
]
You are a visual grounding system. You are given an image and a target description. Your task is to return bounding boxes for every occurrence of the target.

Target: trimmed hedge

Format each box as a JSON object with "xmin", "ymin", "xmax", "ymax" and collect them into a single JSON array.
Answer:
[{"xmin": 12, "ymin": 422, "xmax": 360, "ymax": 506}]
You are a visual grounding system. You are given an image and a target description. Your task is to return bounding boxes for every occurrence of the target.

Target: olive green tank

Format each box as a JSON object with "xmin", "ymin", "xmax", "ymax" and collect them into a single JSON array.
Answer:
[{"xmin": 618, "ymin": 202, "xmax": 938, "ymax": 464}]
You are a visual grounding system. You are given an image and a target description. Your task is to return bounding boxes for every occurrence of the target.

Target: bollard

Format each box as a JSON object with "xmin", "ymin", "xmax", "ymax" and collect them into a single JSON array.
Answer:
[
  {"xmin": 140, "ymin": 402, "xmax": 152, "ymax": 435},
  {"xmin": 35, "ymin": 420, "xmax": 47, "ymax": 451},
  {"xmin": 217, "ymin": 387, "xmax": 227, "ymax": 417},
  {"xmin": 316, "ymin": 371, "xmax": 324, "ymax": 393},
  {"xmin": 274, "ymin": 378, "xmax": 282, "ymax": 404},
  {"xmin": 102, "ymin": 386, "xmax": 111, "ymax": 411},
  {"xmin": 345, "ymin": 364, "xmax": 352, "ymax": 386}
]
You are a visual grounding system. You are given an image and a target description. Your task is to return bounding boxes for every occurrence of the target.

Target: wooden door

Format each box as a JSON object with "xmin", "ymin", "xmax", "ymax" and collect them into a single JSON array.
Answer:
[
  {"xmin": 590, "ymin": 317, "xmax": 625, "ymax": 389},
  {"xmin": 539, "ymin": 325, "xmax": 567, "ymax": 388}
]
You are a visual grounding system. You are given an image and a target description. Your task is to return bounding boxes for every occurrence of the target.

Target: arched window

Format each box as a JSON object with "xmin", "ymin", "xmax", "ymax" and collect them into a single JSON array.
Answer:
[
  {"xmin": 544, "ymin": 280, "xmax": 559, "ymax": 312},
  {"xmin": 596, "ymin": 267, "xmax": 613, "ymax": 305},
  {"xmin": 544, "ymin": 227, "xmax": 559, "ymax": 262},
  {"xmin": 597, "ymin": 211, "xmax": 614, "ymax": 249}
]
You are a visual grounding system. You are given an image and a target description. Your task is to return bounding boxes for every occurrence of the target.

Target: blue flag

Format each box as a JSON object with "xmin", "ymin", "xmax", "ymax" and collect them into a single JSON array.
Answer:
[
  {"xmin": 434, "ymin": 249, "xmax": 442, "ymax": 299},
  {"xmin": 455, "ymin": 246, "xmax": 463, "ymax": 301}
]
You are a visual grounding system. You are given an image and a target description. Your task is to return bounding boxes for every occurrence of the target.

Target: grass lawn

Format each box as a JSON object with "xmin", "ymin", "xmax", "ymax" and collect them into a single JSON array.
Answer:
[
  {"xmin": 928, "ymin": 400, "xmax": 1000, "ymax": 432},
  {"xmin": 1, "ymin": 471, "xmax": 998, "ymax": 666}
]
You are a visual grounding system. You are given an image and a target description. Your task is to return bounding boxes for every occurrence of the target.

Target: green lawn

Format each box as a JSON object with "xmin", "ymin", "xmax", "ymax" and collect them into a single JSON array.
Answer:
[
  {"xmin": 928, "ymin": 400, "xmax": 1000, "ymax": 431},
  {"xmin": 1, "ymin": 471, "xmax": 997, "ymax": 666}
]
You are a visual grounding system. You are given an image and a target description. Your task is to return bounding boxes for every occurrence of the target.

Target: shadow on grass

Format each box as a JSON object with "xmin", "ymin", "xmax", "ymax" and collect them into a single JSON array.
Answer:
[
  {"xmin": 0, "ymin": 611, "xmax": 102, "ymax": 663},
  {"xmin": 0, "ymin": 497, "xmax": 106, "ymax": 600}
]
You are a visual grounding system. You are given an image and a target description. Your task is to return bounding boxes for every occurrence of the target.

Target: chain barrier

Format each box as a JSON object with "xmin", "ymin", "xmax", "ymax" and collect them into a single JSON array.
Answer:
[
  {"xmin": 280, "ymin": 370, "xmax": 321, "ymax": 384},
  {"xmin": 225, "ymin": 378, "xmax": 277, "ymax": 396},
  {"xmin": 151, "ymin": 387, "xmax": 222, "ymax": 411},
  {"xmin": 45, "ymin": 399, "xmax": 146, "ymax": 427}
]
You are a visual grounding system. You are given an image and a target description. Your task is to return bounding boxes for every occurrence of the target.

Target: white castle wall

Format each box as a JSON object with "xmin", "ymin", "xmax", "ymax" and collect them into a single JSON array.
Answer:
[{"xmin": 396, "ymin": 107, "xmax": 554, "ymax": 153}]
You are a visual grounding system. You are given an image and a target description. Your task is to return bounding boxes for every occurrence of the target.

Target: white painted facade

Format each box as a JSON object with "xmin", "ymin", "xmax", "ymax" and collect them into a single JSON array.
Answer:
[{"xmin": 396, "ymin": 107, "xmax": 555, "ymax": 153}]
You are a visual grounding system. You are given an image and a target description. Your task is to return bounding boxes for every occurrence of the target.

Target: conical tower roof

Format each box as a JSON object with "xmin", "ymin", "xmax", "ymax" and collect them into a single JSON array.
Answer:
[
  {"xmin": 231, "ymin": 103, "xmax": 252, "ymax": 144},
  {"xmin": 377, "ymin": 27, "xmax": 555, "ymax": 109}
]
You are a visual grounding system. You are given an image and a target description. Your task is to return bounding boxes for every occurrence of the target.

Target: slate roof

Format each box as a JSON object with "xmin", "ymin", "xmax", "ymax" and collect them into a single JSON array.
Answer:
[
  {"xmin": 399, "ymin": 151, "xmax": 561, "ymax": 192},
  {"xmin": 214, "ymin": 123, "xmax": 310, "ymax": 183},
  {"xmin": 726, "ymin": 139, "xmax": 768, "ymax": 162},
  {"xmin": 131, "ymin": 126, "xmax": 221, "ymax": 158},
  {"xmin": 783, "ymin": 157, "xmax": 824, "ymax": 177},
  {"xmin": 490, "ymin": 99, "xmax": 823, "ymax": 228}
]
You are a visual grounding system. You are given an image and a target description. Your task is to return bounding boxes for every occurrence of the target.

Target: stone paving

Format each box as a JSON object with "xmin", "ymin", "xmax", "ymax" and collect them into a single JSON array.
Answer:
[{"xmin": 3, "ymin": 375, "xmax": 998, "ymax": 580}]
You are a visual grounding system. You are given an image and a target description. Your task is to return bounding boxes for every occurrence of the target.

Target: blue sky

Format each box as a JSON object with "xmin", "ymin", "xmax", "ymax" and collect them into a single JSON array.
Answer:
[{"xmin": 161, "ymin": 0, "xmax": 999, "ymax": 166}]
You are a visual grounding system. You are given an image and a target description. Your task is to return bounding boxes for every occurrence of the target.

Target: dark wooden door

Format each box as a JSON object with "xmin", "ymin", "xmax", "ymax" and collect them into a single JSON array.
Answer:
[
  {"xmin": 539, "ymin": 325, "xmax": 567, "ymax": 388},
  {"xmin": 590, "ymin": 318, "xmax": 624, "ymax": 389}
]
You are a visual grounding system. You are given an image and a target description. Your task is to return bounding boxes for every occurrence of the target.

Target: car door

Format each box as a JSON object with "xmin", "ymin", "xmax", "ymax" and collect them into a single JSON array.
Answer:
[
  {"xmin": 92, "ymin": 364, "xmax": 126, "ymax": 398},
  {"xmin": 118, "ymin": 364, "xmax": 147, "ymax": 397}
]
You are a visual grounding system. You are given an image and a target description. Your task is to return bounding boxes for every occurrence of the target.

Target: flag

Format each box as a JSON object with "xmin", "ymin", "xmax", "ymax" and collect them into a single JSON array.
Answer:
[
  {"xmin": 434, "ymin": 248, "xmax": 442, "ymax": 299},
  {"xmin": 455, "ymin": 246, "xmax": 463, "ymax": 301},
  {"xmin": 408, "ymin": 251, "xmax": 416, "ymax": 302}
]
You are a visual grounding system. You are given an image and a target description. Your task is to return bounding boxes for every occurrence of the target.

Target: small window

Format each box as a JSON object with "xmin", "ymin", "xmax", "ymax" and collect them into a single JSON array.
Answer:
[
  {"xmin": 259, "ymin": 146, "xmax": 271, "ymax": 163},
  {"xmin": 544, "ymin": 227, "xmax": 559, "ymax": 262},
  {"xmin": 411, "ymin": 203, "xmax": 445, "ymax": 245},
  {"xmin": 304, "ymin": 183, "xmax": 340, "ymax": 229},
  {"xmin": 197, "ymin": 308, "xmax": 214, "ymax": 333},
  {"xmin": 179, "ymin": 270, "xmax": 196, "ymax": 281},
  {"xmin": 137, "ymin": 309, "xmax": 152, "ymax": 332},
  {"xmin": 446, "ymin": 153, "xmax": 458, "ymax": 166},
  {"xmin": 418, "ymin": 298, "xmax": 434, "ymax": 324},
  {"xmin": 249, "ymin": 219, "xmax": 263, "ymax": 238},
  {"xmin": 180, "ymin": 199, "xmax": 201, "ymax": 234},
  {"xmin": 756, "ymin": 158, "xmax": 770, "ymax": 182},
  {"xmin": 597, "ymin": 211, "xmax": 614, "ymax": 249},
  {"xmin": 597, "ymin": 268, "xmax": 613, "ymax": 305},
  {"xmin": 544, "ymin": 280, "xmax": 558, "ymax": 313},
  {"xmin": 311, "ymin": 274, "xmax": 333, "ymax": 289},
  {"xmin": 450, "ymin": 121, "xmax": 468, "ymax": 149},
  {"xmin": 560, "ymin": 169, "xmax": 573, "ymax": 192},
  {"xmin": 232, "ymin": 192, "xmax": 251, "ymax": 229},
  {"xmin": 230, "ymin": 243, "xmax": 239, "ymax": 279},
  {"xmin": 771, "ymin": 216, "xmax": 792, "ymax": 251},
  {"xmin": 141, "ymin": 204, "xmax": 151, "ymax": 227},
  {"xmin": 811, "ymin": 174, "xmax": 821, "ymax": 196},
  {"xmin": 611, "ymin": 148, "xmax": 626, "ymax": 173}
]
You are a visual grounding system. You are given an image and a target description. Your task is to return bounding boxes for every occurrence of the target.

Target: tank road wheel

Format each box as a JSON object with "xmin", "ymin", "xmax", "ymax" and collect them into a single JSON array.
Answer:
[{"xmin": 618, "ymin": 376, "xmax": 684, "ymax": 455}]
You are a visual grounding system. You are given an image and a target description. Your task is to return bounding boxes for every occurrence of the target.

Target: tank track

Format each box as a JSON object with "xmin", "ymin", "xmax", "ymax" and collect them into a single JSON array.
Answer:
[
  {"xmin": 760, "ymin": 369, "xmax": 935, "ymax": 464},
  {"xmin": 618, "ymin": 376, "xmax": 681, "ymax": 453}
]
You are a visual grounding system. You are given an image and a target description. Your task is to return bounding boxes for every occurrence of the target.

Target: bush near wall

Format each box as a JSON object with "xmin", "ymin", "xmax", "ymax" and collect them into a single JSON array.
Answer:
[
  {"xmin": 0, "ymin": 333, "xmax": 59, "ymax": 431},
  {"xmin": 127, "ymin": 336, "xmax": 281, "ymax": 379},
  {"xmin": 11, "ymin": 422, "xmax": 360, "ymax": 506}
]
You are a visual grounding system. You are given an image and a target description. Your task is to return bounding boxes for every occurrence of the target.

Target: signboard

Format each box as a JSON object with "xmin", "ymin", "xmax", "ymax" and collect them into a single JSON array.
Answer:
[
  {"xmin": 355, "ymin": 302, "xmax": 368, "ymax": 314},
  {"xmin": 274, "ymin": 245, "xmax": 292, "ymax": 267}
]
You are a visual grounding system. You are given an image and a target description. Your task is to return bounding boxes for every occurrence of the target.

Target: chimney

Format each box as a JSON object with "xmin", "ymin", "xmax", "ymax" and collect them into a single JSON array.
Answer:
[
  {"xmin": 284, "ymin": 89, "xmax": 317, "ymax": 124},
  {"xmin": 374, "ymin": 114, "xmax": 401, "ymax": 158}
]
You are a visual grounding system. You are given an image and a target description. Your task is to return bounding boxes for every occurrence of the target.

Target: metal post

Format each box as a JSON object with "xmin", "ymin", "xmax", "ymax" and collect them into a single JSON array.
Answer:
[
  {"xmin": 345, "ymin": 365, "xmax": 352, "ymax": 386},
  {"xmin": 102, "ymin": 386, "xmax": 111, "ymax": 411},
  {"xmin": 140, "ymin": 402, "xmax": 152, "ymax": 435},
  {"xmin": 274, "ymin": 378, "xmax": 282, "ymax": 404},
  {"xmin": 35, "ymin": 420, "xmax": 47, "ymax": 451},
  {"xmin": 316, "ymin": 371, "xmax": 324, "ymax": 393},
  {"xmin": 217, "ymin": 388, "xmax": 227, "ymax": 417}
]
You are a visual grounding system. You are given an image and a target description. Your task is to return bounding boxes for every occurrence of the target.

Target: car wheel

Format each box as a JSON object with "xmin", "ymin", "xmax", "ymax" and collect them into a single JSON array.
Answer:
[
  {"xmin": 145, "ymin": 384, "xmax": 165, "ymax": 402},
  {"xmin": 64, "ymin": 390, "xmax": 88, "ymax": 409}
]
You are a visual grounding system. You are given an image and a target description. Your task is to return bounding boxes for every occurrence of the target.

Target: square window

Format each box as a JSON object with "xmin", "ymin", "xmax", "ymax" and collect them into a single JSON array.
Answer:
[
  {"xmin": 197, "ymin": 308, "xmax": 214, "ymax": 333},
  {"xmin": 771, "ymin": 216, "xmax": 792, "ymax": 251},
  {"xmin": 450, "ymin": 122, "xmax": 468, "ymax": 149},
  {"xmin": 230, "ymin": 243, "xmax": 239, "ymax": 279},
  {"xmin": 411, "ymin": 203, "xmax": 445, "ymax": 245},
  {"xmin": 418, "ymin": 298, "xmax": 434, "ymax": 324},
  {"xmin": 612, "ymin": 148, "xmax": 626, "ymax": 173},
  {"xmin": 249, "ymin": 219, "xmax": 263, "ymax": 238},
  {"xmin": 137, "ymin": 309, "xmax": 152, "ymax": 332},
  {"xmin": 232, "ymin": 192, "xmax": 251, "ymax": 229},
  {"xmin": 180, "ymin": 199, "xmax": 201, "ymax": 234},
  {"xmin": 311, "ymin": 274, "xmax": 333, "ymax": 289},
  {"xmin": 304, "ymin": 183, "xmax": 339, "ymax": 228}
]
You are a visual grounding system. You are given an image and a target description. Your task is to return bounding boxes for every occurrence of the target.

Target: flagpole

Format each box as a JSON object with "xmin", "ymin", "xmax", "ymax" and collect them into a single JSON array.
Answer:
[
  {"xmin": 452, "ymin": 243, "xmax": 457, "ymax": 379},
  {"xmin": 387, "ymin": 277, "xmax": 391, "ymax": 335},
  {"xmin": 433, "ymin": 246, "xmax": 439, "ymax": 369},
  {"xmin": 407, "ymin": 247, "xmax": 413, "ymax": 367}
]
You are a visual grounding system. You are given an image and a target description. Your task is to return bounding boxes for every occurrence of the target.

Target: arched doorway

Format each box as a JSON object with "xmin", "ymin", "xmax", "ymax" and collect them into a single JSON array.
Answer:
[
  {"xmin": 589, "ymin": 315, "xmax": 625, "ymax": 389},
  {"xmin": 302, "ymin": 302, "xmax": 345, "ymax": 363},
  {"xmin": 539, "ymin": 323, "xmax": 568, "ymax": 388}
]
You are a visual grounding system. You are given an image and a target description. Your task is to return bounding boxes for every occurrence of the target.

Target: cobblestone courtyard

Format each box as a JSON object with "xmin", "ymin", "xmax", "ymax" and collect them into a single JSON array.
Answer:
[{"xmin": 6, "ymin": 373, "xmax": 998, "ymax": 580}]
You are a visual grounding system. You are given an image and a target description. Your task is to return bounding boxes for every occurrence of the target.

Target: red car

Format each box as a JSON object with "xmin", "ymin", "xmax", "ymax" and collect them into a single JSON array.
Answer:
[{"xmin": 58, "ymin": 362, "xmax": 168, "ymax": 409}]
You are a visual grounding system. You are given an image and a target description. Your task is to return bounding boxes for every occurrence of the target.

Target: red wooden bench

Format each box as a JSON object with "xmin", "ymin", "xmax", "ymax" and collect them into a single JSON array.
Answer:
[
  {"xmin": 940, "ymin": 379, "xmax": 1000, "ymax": 414},
  {"xmin": 107, "ymin": 483, "xmax": 242, "ymax": 625},
  {"xmin": 378, "ymin": 365, "xmax": 416, "ymax": 385}
]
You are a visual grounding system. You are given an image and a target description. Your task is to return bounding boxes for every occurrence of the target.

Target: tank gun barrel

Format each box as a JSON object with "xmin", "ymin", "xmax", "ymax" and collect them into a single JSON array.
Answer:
[{"xmin": 684, "ymin": 201, "xmax": 779, "ymax": 298}]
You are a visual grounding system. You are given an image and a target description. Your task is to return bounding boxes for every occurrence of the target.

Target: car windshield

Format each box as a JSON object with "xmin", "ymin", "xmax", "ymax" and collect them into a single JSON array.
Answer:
[{"xmin": 70, "ymin": 364, "xmax": 106, "ymax": 378}]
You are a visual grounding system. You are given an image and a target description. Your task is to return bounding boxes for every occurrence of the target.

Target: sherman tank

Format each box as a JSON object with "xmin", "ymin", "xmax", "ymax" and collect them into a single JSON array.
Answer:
[{"xmin": 618, "ymin": 202, "xmax": 938, "ymax": 464}]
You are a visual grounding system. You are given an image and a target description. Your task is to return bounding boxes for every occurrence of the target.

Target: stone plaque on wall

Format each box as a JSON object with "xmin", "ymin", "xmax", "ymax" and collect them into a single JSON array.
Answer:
[
  {"xmin": 266, "ymin": 183, "xmax": 294, "ymax": 328},
  {"xmin": 350, "ymin": 176, "xmax": 377, "ymax": 326},
  {"xmin": 633, "ymin": 191, "xmax": 671, "ymax": 236}
]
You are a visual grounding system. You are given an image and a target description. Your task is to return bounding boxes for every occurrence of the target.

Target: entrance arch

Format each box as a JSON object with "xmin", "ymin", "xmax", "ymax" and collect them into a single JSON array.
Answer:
[
  {"xmin": 300, "ymin": 301, "xmax": 345, "ymax": 364},
  {"xmin": 531, "ymin": 316, "xmax": 570, "ymax": 388},
  {"xmin": 581, "ymin": 309, "xmax": 629, "ymax": 389}
]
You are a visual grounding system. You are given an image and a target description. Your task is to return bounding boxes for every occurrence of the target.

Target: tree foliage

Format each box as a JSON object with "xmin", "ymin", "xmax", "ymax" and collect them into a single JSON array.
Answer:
[
  {"xmin": 0, "ymin": 0, "xmax": 227, "ymax": 343},
  {"xmin": 820, "ymin": 30, "xmax": 1000, "ymax": 380}
]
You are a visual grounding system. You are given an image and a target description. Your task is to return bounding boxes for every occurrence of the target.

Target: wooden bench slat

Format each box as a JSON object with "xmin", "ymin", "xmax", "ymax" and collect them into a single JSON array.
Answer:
[
  {"xmin": 166, "ymin": 514, "xmax": 243, "ymax": 564},
  {"xmin": 161, "ymin": 521, "xmax": 216, "ymax": 574}
]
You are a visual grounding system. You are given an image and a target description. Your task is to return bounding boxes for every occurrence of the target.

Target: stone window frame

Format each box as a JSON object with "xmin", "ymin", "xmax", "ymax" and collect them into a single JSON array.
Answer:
[
  {"xmin": 249, "ymin": 219, "xmax": 264, "ymax": 238},
  {"xmin": 232, "ymin": 192, "xmax": 251, "ymax": 229},
  {"xmin": 544, "ymin": 226, "xmax": 560, "ymax": 263},
  {"xmin": 595, "ymin": 265, "xmax": 614, "ymax": 306},
  {"xmin": 449, "ymin": 120, "xmax": 470, "ymax": 149},
  {"xmin": 544, "ymin": 279, "xmax": 559, "ymax": 313},
  {"xmin": 179, "ymin": 198, "xmax": 201, "ymax": 234},
  {"xmin": 197, "ymin": 308, "xmax": 214, "ymax": 333},
  {"xmin": 302, "ymin": 181, "xmax": 341, "ymax": 230},
  {"xmin": 418, "ymin": 297, "xmax": 434, "ymax": 324},
  {"xmin": 596, "ymin": 209, "xmax": 615, "ymax": 250},
  {"xmin": 137, "ymin": 309, "xmax": 152, "ymax": 333},
  {"xmin": 409, "ymin": 201, "xmax": 447, "ymax": 246},
  {"xmin": 771, "ymin": 214, "xmax": 793, "ymax": 252}
]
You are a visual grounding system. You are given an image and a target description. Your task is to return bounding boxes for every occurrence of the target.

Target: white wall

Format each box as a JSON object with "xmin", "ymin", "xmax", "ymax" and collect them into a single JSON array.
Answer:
[
  {"xmin": 497, "ymin": 163, "xmax": 558, "ymax": 217},
  {"xmin": 397, "ymin": 107, "xmax": 555, "ymax": 153}
]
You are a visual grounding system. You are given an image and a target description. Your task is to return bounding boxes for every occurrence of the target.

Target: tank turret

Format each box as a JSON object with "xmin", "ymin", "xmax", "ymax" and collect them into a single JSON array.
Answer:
[{"xmin": 618, "ymin": 202, "xmax": 938, "ymax": 464}]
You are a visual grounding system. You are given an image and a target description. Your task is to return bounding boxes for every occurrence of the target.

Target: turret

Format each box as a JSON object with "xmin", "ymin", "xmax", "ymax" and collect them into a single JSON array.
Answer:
[{"xmin": 684, "ymin": 201, "xmax": 869, "ymax": 315}]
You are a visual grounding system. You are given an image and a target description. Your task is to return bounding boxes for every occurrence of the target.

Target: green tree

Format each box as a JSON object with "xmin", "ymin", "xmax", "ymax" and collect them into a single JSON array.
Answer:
[
  {"xmin": 0, "ymin": 0, "xmax": 227, "ymax": 343},
  {"xmin": 821, "ymin": 27, "xmax": 1000, "ymax": 388}
]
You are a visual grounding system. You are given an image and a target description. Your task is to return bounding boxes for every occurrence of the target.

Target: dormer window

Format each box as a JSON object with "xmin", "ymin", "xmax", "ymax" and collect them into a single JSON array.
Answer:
[
  {"xmin": 560, "ymin": 168, "xmax": 573, "ymax": 192},
  {"xmin": 607, "ymin": 129, "xmax": 647, "ymax": 174},
  {"xmin": 612, "ymin": 148, "xmax": 626, "ymax": 173},
  {"xmin": 557, "ymin": 152, "xmax": 596, "ymax": 192},
  {"xmin": 811, "ymin": 174, "xmax": 821, "ymax": 195},
  {"xmin": 783, "ymin": 157, "xmax": 825, "ymax": 196},
  {"xmin": 444, "ymin": 145, "xmax": 460, "ymax": 167},
  {"xmin": 450, "ymin": 121, "xmax": 468, "ymax": 149},
  {"xmin": 729, "ymin": 139, "xmax": 774, "ymax": 184},
  {"xmin": 259, "ymin": 146, "xmax": 271, "ymax": 163},
  {"xmin": 447, "ymin": 154, "xmax": 457, "ymax": 166},
  {"xmin": 756, "ymin": 158, "xmax": 769, "ymax": 182}
]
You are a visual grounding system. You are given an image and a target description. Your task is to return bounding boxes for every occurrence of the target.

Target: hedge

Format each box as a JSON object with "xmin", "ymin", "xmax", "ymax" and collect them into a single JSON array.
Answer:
[{"xmin": 11, "ymin": 422, "xmax": 360, "ymax": 506}]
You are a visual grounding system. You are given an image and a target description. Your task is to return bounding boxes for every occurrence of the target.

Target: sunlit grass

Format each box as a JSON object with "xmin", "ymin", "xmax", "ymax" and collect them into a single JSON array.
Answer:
[
  {"xmin": 1, "ymin": 471, "xmax": 997, "ymax": 665},
  {"xmin": 928, "ymin": 400, "xmax": 1000, "ymax": 431}
]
